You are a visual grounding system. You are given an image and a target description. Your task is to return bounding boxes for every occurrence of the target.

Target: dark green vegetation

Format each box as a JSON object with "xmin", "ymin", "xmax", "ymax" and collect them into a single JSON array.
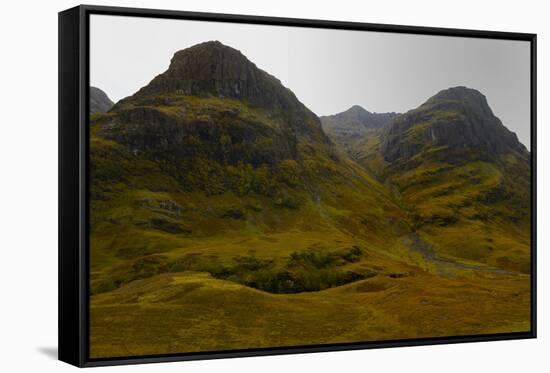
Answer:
[{"xmin": 89, "ymin": 41, "xmax": 531, "ymax": 358}]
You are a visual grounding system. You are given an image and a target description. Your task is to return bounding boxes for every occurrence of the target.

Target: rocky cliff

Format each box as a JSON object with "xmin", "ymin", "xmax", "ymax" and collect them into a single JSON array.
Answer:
[{"xmin": 380, "ymin": 86, "xmax": 527, "ymax": 163}]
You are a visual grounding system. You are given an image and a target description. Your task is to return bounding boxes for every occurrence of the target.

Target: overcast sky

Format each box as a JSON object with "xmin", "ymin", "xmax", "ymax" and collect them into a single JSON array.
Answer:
[{"xmin": 90, "ymin": 14, "xmax": 531, "ymax": 148}]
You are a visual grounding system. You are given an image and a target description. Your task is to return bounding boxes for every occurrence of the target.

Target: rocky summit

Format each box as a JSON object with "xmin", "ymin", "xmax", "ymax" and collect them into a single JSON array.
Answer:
[
  {"xmin": 381, "ymin": 86, "xmax": 527, "ymax": 162},
  {"xmin": 133, "ymin": 41, "xmax": 281, "ymax": 106},
  {"xmin": 125, "ymin": 41, "xmax": 328, "ymax": 143}
]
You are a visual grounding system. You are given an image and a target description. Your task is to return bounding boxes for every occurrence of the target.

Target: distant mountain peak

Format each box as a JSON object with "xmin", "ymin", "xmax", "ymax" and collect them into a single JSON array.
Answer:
[
  {"xmin": 347, "ymin": 105, "xmax": 370, "ymax": 114},
  {"xmin": 90, "ymin": 86, "xmax": 114, "ymax": 114},
  {"xmin": 320, "ymin": 106, "xmax": 399, "ymax": 138}
]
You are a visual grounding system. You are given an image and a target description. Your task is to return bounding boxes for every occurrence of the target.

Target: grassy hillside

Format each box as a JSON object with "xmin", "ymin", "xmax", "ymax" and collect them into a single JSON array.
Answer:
[
  {"xmin": 88, "ymin": 47, "xmax": 531, "ymax": 358},
  {"xmin": 89, "ymin": 95, "xmax": 530, "ymax": 357},
  {"xmin": 91, "ymin": 269, "xmax": 529, "ymax": 357}
]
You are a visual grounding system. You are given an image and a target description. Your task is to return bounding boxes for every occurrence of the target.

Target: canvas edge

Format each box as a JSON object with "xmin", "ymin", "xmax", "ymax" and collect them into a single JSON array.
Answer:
[{"xmin": 58, "ymin": 5, "xmax": 86, "ymax": 368}]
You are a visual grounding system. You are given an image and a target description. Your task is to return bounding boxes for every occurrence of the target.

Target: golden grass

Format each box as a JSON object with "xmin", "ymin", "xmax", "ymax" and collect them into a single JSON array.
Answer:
[{"xmin": 90, "ymin": 267, "xmax": 530, "ymax": 358}]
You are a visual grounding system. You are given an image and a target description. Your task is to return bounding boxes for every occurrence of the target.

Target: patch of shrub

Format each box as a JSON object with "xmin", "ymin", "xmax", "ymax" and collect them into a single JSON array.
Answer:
[
  {"xmin": 273, "ymin": 193, "xmax": 301, "ymax": 209},
  {"xmin": 288, "ymin": 250, "xmax": 337, "ymax": 269},
  {"xmin": 244, "ymin": 269, "xmax": 374, "ymax": 293},
  {"xmin": 341, "ymin": 246, "xmax": 364, "ymax": 263},
  {"xmin": 233, "ymin": 255, "xmax": 274, "ymax": 271},
  {"xmin": 220, "ymin": 208, "xmax": 245, "ymax": 219},
  {"xmin": 93, "ymin": 279, "xmax": 119, "ymax": 294},
  {"xmin": 167, "ymin": 250, "xmax": 373, "ymax": 294},
  {"xmin": 387, "ymin": 272, "xmax": 409, "ymax": 279},
  {"xmin": 146, "ymin": 217, "xmax": 191, "ymax": 233},
  {"xmin": 126, "ymin": 255, "xmax": 170, "ymax": 280},
  {"xmin": 288, "ymin": 246, "xmax": 365, "ymax": 268},
  {"xmin": 221, "ymin": 249, "xmax": 372, "ymax": 293},
  {"xmin": 169, "ymin": 253, "xmax": 230, "ymax": 277},
  {"xmin": 425, "ymin": 214, "xmax": 458, "ymax": 227}
]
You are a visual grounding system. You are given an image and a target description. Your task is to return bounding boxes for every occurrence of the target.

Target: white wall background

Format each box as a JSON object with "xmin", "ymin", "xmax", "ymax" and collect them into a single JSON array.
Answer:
[{"xmin": 0, "ymin": 0, "xmax": 547, "ymax": 371}]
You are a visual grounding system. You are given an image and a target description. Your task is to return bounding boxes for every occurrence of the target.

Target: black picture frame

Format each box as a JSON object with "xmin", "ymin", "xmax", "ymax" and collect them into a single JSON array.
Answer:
[{"xmin": 58, "ymin": 4, "xmax": 537, "ymax": 367}]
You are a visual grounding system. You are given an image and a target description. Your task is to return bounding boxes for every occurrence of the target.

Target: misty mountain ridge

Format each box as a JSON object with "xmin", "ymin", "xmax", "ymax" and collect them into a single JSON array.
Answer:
[{"xmin": 320, "ymin": 105, "xmax": 399, "ymax": 139}]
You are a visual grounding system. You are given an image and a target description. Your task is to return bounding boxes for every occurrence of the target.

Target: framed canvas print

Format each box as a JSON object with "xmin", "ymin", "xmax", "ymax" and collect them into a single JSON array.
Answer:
[{"xmin": 58, "ymin": 5, "xmax": 537, "ymax": 367}]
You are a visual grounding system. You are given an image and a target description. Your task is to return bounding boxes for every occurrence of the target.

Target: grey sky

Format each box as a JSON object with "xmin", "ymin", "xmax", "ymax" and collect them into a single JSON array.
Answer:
[{"xmin": 90, "ymin": 14, "xmax": 531, "ymax": 148}]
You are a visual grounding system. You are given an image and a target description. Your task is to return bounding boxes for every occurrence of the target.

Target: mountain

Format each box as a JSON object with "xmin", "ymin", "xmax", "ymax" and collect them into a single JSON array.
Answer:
[
  {"xmin": 99, "ymin": 41, "xmax": 339, "ymax": 188},
  {"xmin": 88, "ymin": 44, "xmax": 531, "ymax": 358},
  {"xmin": 381, "ymin": 86, "xmax": 528, "ymax": 163},
  {"xmin": 320, "ymin": 105, "xmax": 398, "ymax": 163},
  {"xmin": 348, "ymin": 86, "xmax": 531, "ymax": 274},
  {"xmin": 122, "ymin": 41, "xmax": 328, "ymax": 144},
  {"xmin": 321, "ymin": 105, "xmax": 398, "ymax": 136},
  {"xmin": 90, "ymin": 86, "xmax": 114, "ymax": 114},
  {"xmin": 89, "ymin": 41, "xmax": 405, "ymax": 290}
]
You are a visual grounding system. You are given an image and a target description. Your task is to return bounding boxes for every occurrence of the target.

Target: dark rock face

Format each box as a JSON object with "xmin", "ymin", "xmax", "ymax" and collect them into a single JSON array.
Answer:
[
  {"xmin": 90, "ymin": 86, "xmax": 114, "ymax": 114},
  {"xmin": 321, "ymin": 105, "xmax": 398, "ymax": 137},
  {"xmin": 135, "ymin": 41, "xmax": 278, "ymax": 107},
  {"xmin": 128, "ymin": 41, "xmax": 328, "ymax": 144},
  {"xmin": 101, "ymin": 105, "xmax": 300, "ymax": 167},
  {"xmin": 381, "ymin": 86, "xmax": 527, "ymax": 162}
]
